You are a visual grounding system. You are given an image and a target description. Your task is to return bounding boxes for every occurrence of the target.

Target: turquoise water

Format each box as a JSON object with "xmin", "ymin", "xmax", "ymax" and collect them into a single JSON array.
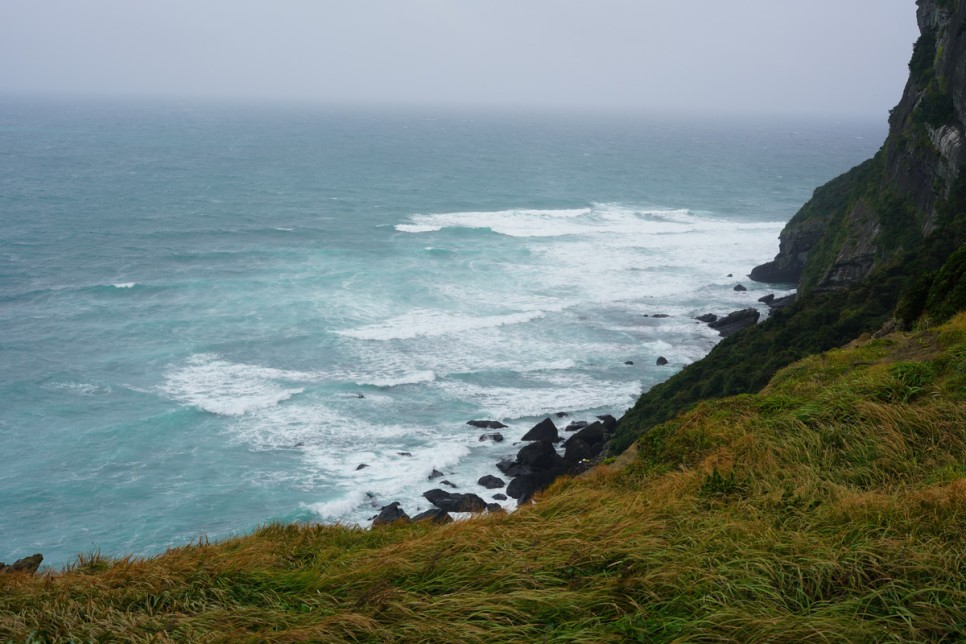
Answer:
[{"xmin": 0, "ymin": 98, "xmax": 886, "ymax": 567}]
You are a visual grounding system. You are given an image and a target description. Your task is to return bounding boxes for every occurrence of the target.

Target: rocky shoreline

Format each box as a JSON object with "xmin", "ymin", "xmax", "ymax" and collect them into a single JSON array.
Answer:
[{"xmin": 369, "ymin": 288, "xmax": 795, "ymax": 526}]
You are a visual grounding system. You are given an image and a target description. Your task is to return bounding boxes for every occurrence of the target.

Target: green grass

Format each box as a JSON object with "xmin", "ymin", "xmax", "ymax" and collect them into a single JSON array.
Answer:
[{"xmin": 2, "ymin": 314, "xmax": 965, "ymax": 642}]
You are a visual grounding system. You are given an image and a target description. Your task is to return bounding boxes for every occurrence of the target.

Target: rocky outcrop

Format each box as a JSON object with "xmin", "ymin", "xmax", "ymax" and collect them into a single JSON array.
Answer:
[
  {"xmin": 750, "ymin": 217, "xmax": 826, "ymax": 285},
  {"xmin": 0, "ymin": 554, "xmax": 43, "ymax": 575},
  {"xmin": 412, "ymin": 508, "xmax": 453, "ymax": 524},
  {"xmin": 708, "ymin": 309, "xmax": 760, "ymax": 336},
  {"xmin": 467, "ymin": 420, "xmax": 507, "ymax": 429}
]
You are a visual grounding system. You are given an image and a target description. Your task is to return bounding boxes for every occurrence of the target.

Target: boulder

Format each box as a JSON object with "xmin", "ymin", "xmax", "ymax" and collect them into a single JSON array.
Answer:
[
  {"xmin": 467, "ymin": 420, "xmax": 507, "ymax": 429},
  {"xmin": 651, "ymin": 313, "xmax": 670, "ymax": 318},
  {"xmin": 565, "ymin": 421, "xmax": 608, "ymax": 452},
  {"xmin": 372, "ymin": 502, "xmax": 410, "ymax": 526},
  {"xmin": 478, "ymin": 432, "xmax": 504, "ymax": 442},
  {"xmin": 708, "ymin": 308, "xmax": 760, "ymax": 337},
  {"xmin": 507, "ymin": 468, "xmax": 564, "ymax": 503},
  {"xmin": 428, "ymin": 469, "xmax": 445, "ymax": 480},
  {"xmin": 355, "ymin": 463, "xmax": 369, "ymax": 471},
  {"xmin": 412, "ymin": 508, "xmax": 453, "ymax": 524},
  {"xmin": 564, "ymin": 420, "xmax": 589, "ymax": 432},
  {"xmin": 624, "ymin": 360, "xmax": 634, "ymax": 365},
  {"xmin": 423, "ymin": 489, "xmax": 487, "ymax": 512},
  {"xmin": 496, "ymin": 458, "xmax": 531, "ymax": 477},
  {"xmin": 440, "ymin": 480, "xmax": 458, "ymax": 489},
  {"xmin": 733, "ymin": 283, "xmax": 747, "ymax": 291},
  {"xmin": 492, "ymin": 493, "xmax": 508, "ymax": 501},
  {"xmin": 397, "ymin": 452, "xmax": 412, "ymax": 457},
  {"xmin": 521, "ymin": 417, "xmax": 558, "ymax": 442},
  {"xmin": 656, "ymin": 356, "xmax": 668, "ymax": 366},
  {"xmin": 563, "ymin": 438, "xmax": 594, "ymax": 464},
  {"xmin": 757, "ymin": 294, "xmax": 776, "ymax": 304},
  {"xmin": 596, "ymin": 414, "xmax": 618, "ymax": 432},
  {"xmin": 555, "ymin": 411, "xmax": 569, "ymax": 418},
  {"xmin": 695, "ymin": 313, "xmax": 718, "ymax": 323},
  {"xmin": 486, "ymin": 503, "xmax": 506, "ymax": 513},
  {"xmin": 516, "ymin": 440, "xmax": 563, "ymax": 471},
  {"xmin": 477, "ymin": 474, "xmax": 506, "ymax": 489},
  {"xmin": 0, "ymin": 554, "xmax": 43, "ymax": 575}
]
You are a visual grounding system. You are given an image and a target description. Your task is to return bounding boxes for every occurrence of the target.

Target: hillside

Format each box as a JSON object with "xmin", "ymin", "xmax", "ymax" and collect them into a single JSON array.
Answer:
[
  {"xmin": 612, "ymin": 0, "xmax": 966, "ymax": 453},
  {"xmin": 2, "ymin": 314, "xmax": 964, "ymax": 641}
]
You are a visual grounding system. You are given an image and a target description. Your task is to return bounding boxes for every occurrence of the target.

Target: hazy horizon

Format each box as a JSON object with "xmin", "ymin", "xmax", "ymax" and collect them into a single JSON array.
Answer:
[{"xmin": 1, "ymin": 1, "xmax": 919, "ymax": 119}]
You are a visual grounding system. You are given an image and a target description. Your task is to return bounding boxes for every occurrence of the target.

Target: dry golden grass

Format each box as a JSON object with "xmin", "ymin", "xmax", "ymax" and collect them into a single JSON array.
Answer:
[{"xmin": 2, "ymin": 313, "xmax": 964, "ymax": 642}]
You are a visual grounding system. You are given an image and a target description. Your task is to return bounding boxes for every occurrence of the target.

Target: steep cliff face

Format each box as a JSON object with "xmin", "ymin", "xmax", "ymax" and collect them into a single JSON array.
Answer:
[
  {"xmin": 752, "ymin": 0, "xmax": 966, "ymax": 294},
  {"xmin": 612, "ymin": 0, "xmax": 966, "ymax": 454}
]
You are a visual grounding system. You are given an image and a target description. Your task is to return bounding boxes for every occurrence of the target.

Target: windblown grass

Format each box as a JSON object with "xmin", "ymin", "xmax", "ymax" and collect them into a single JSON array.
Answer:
[{"xmin": 2, "ymin": 314, "xmax": 965, "ymax": 642}]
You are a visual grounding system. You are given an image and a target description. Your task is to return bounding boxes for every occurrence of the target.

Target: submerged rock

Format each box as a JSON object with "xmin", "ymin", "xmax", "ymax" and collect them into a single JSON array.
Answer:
[
  {"xmin": 478, "ymin": 432, "xmax": 504, "ymax": 442},
  {"xmin": 656, "ymin": 356, "xmax": 668, "ymax": 366},
  {"xmin": 428, "ymin": 469, "xmax": 445, "ymax": 480},
  {"xmin": 467, "ymin": 420, "xmax": 507, "ymax": 429},
  {"xmin": 733, "ymin": 283, "xmax": 748, "ymax": 292},
  {"xmin": 355, "ymin": 463, "xmax": 369, "ymax": 471}
]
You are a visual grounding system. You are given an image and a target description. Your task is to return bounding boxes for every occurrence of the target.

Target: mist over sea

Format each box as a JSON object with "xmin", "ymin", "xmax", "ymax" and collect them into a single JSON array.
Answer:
[{"xmin": 0, "ymin": 98, "xmax": 886, "ymax": 567}]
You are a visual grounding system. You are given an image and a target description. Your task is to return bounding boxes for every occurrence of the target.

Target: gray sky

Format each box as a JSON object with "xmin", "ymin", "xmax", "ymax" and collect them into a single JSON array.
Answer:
[{"xmin": 1, "ymin": 0, "xmax": 919, "ymax": 116}]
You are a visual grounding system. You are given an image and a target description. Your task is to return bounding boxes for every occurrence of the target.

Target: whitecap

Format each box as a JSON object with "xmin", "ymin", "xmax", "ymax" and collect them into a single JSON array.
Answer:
[
  {"xmin": 337, "ymin": 309, "xmax": 546, "ymax": 341},
  {"xmin": 354, "ymin": 370, "xmax": 436, "ymax": 388},
  {"xmin": 112, "ymin": 282, "xmax": 136, "ymax": 289},
  {"xmin": 160, "ymin": 354, "xmax": 317, "ymax": 417}
]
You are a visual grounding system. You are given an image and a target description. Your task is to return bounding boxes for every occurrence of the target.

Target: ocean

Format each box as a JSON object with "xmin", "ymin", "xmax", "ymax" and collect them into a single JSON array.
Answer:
[{"xmin": 0, "ymin": 98, "xmax": 886, "ymax": 567}]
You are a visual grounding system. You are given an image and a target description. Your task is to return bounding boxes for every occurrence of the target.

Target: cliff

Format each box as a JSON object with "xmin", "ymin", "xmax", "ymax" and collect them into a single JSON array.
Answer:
[{"xmin": 612, "ymin": 0, "xmax": 966, "ymax": 453}]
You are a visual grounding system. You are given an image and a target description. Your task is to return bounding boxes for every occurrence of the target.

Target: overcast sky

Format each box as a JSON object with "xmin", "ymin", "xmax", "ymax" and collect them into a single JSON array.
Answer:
[{"xmin": 0, "ymin": 1, "xmax": 919, "ymax": 117}]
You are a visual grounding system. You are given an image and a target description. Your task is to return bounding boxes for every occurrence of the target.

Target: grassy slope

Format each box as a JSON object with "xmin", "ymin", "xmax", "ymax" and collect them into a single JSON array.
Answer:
[{"xmin": 2, "ymin": 315, "xmax": 964, "ymax": 642}]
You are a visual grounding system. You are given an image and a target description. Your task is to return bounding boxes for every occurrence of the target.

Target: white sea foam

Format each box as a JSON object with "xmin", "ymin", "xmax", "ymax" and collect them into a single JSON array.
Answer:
[
  {"xmin": 112, "ymin": 282, "xmax": 136, "ymax": 289},
  {"xmin": 338, "ymin": 309, "xmax": 547, "ymax": 341},
  {"xmin": 161, "ymin": 354, "xmax": 318, "ymax": 416},
  {"xmin": 396, "ymin": 207, "xmax": 593, "ymax": 237},
  {"xmin": 354, "ymin": 370, "xmax": 436, "ymax": 388}
]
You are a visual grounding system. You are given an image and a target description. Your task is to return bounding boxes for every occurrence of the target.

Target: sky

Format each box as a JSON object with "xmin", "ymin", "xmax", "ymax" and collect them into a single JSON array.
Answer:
[{"xmin": 0, "ymin": 0, "xmax": 920, "ymax": 117}]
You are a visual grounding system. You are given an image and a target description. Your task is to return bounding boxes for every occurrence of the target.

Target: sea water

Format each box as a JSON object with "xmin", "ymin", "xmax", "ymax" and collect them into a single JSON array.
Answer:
[{"xmin": 0, "ymin": 98, "xmax": 886, "ymax": 567}]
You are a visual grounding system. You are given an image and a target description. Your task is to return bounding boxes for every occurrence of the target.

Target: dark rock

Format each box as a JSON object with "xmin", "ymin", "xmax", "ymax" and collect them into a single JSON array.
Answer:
[
  {"xmin": 467, "ymin": 420, "xmax": 507, "ymax": 429},
  {"xmin": 294, "ymin": 442, "xmax": 304, "ymax": 447},
  {"xmin": 486, "ymin": 503, "xmax": 506, "ymax": 513},
  {"xmin": 412, "ymin": 508, "xmax": 452, "ymax": 524},
  {"xmin": 767, "ymin": 294, "xmax": 797, "ymax": 310},
  {"xmin": 423, "ymin": 489, "xmax": 487, "ymax": 512},
  {"xmin": 708, "ymin": 308, "xmax": 760, "ymax": 337},
  {"xmin": 521, "ymin": 417, "xmax": 558, "ymax": 442},
  {"xmin": 750, "ymin": 217, "xmax": 824, "ymax": 284},
  {"xmin": 516, "ymin": 440, "xmax": 563, "ymax": 471},
  {"xmin": 656, "ymin": 356, "xmax": 668, "ymax": 366},
  {"xmin": 733, "ymin": 283, "xmax": 747, "ymax": 292},
  {"xmin": 651, "ymin": 313, "xmax": 670, "ymax": 318},
  {"xmin": 695, "ymin": 313, "xmax": 718, "ymax": 323},
  {"xmin": 397, "ymin": 452, "xmax": 412, "ymax": 457},
  {"xmin": 356, "ymin": 393, "xmax": 365, "ymax": 399},
  {"xmin": 478, "ymin": 432, "xmax": 504, "ymax": 442},
  {"xmin": 564, "ymin": 420, "xmax": 589, "ymax": 432},
  {"xmin": 492, "ymin": 493, "xmax": 508, "ymax": 501},
  {"xmin": 496, "ymin": 458, "xmax": 530, "ymax": 477},
  {"xmin": 563, "ymin": 438, "xmax": 593, "ymax": 464},
  {"xmin": 758, "ymin": 294, "xmax": 776, "ymax": 304},
  {"xmin": 507, "ymin": 468, "xmax": 564, "ymax": 503},
  {"xmin": 555, "ymin": 411, "xmax": 569, "ymax": 418},
  {"xmin": 0, "ymin": 554, "xmax": 43, "ymax": 575},
  {"xmin": 440, "ymin": 480, "xmax": 458, "ymax": 489},
  {"xmin": 727, "ymin": 273, "xmax": 733, "ymax": 277},
  {"xmin": 565, "ymin": 421, "xmax": 608, "ymax": 452},
  {"xmin": 596, "ymin": 414, "xmax": 618, "ymax": 432},
  {"xmin": 372, "ymin": 502, "xmax": 410, "ymax": 526},
  {"xmin": 355, "ymin": 463, "xmax": 369, "ymax": 471},
  {"xmin": 624, "ymin": 360, "xmax": 634, "ymax": 365},
  {"xmin": 477, "ymin": 474, "xmax": 506, "ymax": 489},
  {"xmin": 428, "ymin": 469, "xmax": 445, "ymax": 480}
]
